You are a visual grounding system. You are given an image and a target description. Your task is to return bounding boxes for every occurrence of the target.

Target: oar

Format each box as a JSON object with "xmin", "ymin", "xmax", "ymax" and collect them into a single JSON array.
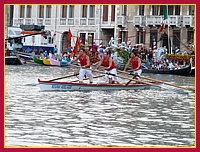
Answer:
[
  {"xmin": 70, "ymin": 75, "xmax": 104, "ymax": 82},
  {"xmin": 118, "ymin": 70, "xmax": 195, "ymax": 92},
  {"xmin": 126, "ymin": 74, "xmax": 137, "ymax": 85},
  {"xmin": 70, "ymin": 64, "xmax": 161, "ymax": 88},
  {"xmin": 49, "ymin": 73, "xmax": 78, "ymax": 82}
]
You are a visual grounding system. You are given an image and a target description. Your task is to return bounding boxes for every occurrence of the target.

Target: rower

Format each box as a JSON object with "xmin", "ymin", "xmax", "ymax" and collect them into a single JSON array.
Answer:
[
  {"xmin": 68, "ymin": 48, "xmax": 93, "ymax": 84},
  {"xmin": 123, "ymin": 51, "xmax": 142, "ymax": 82},
  {"xmin": 94, "ymin": 50, "xmax": 119, "ymax": 84}
]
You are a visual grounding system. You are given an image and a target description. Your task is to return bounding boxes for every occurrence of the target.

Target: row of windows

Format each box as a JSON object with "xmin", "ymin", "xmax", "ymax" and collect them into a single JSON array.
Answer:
[
  {"xmin": 19, "ymin": 5, "xmax": 97, "ymax": 19},
  {"xmin": 139, "ymin": 5, "xmax": 194, "ymax": 16},
  {"xmin": 19, "ymin": 5, "xmax": 194, "ymax": 20}
]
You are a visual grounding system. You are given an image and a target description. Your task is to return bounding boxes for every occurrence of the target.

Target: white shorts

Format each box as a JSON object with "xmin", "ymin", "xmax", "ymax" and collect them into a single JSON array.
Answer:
[
  {"xmin": 79, "ymin": 68, "xmax": 93, "ymax": 83},
  {"xmin": 104, "ymin": 68, "xmax": 119, "ymax": 83},
  {"xmin": 133, "ymin": 69, "xmax": 142, "ymax": 79}
]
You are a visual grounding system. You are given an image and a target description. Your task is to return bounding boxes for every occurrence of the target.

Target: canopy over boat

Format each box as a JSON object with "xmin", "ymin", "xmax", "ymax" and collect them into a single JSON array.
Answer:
[{"xmin": 38, "ymin": 79, "xmax": 160, "ymax": 91}]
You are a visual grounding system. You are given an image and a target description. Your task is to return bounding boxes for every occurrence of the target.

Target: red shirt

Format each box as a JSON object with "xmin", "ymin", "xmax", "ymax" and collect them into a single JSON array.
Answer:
[
  {"xmin": 78, "ymin": 55, "xmax": 90, "ymax": 68},
  {"xmin": 130, "ymin": 57, "xmax": 142, "ymax": 70},
  {"xmin": 102, "ymin": 57, "xmax": 117, "ymax": 71}
]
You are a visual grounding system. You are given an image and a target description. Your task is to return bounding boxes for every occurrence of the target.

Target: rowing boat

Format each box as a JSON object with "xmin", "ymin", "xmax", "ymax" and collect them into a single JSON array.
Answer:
[{"xmin": 38, "ymin": 79, "xmax": 160, "ymax": 91}]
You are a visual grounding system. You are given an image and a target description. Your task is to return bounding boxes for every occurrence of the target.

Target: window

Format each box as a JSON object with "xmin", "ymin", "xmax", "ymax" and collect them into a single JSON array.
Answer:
[
  {"xmin": 139, "ymin": 5, "xmax": 144, "ymax": 15},
  {"xmin": 173, "ymin": 30, "xmax": 180, "ymax": 48},
  {"xmin": 122, "ymin": 5, "xmax": 127, "ymax": 16},
  {"xmin": 88, "ymin": 33, "xmax": 94, "ymax": 44},
  {"xmin": 103, "ymin": 5, "xmax": 108, "ymax": 21},
  {"xmin": 46, "ymin": 5, "xmax": 51, "ymax": 18},
  {"xmin": 80, "ymin": 33, "xmax": 86, "ymax": 45},
  {"xmin": 152, "ymin": 5, "xmax": 159, "ymax": 15},
  {"xmin": 187, "ymin": 30, "xmax": 194, "ymax": 43},
  {"xmin": 111, "ymin": 5, "xmax": 115, "ymax": 21},
  {"xmin": 61, "ymin": 5, "xmax": 67, "ymax": 18},
  {"xmin": 20, "ymin": 5, "xmax": 25, "ymax": 18},
  {"xmin": 82, "ymin": 5, "xmax": 88, "ymax": 18},
  {"xmin": 69, "ymin": 5, "xmax": 74, "ymax": 18},
  {"xmin": 89, "ymin": 5, "xmax": 95, "ymax": 18},
  {"xmin": 168, "ymin": 5, "xmax": 180, "ymax": 15},
  {"xmin": 168, "ymin": 5, "xmax": 173, "ymax": 15},
  {"xmin": 189, "ymin": 5, "xmax": 194, "ymax": 15},
  {"xmin": 160, "ymin": 5, "xmax": 164, "ymax": 15},
  {"xmin": 27, "ymin": 5, "xmax": 32, "ymax": 18},
  {"xmin": 39, "ymin": 5, "xmax": 44, "ymax": 18},
  {"xmin": 175, "ymin": 6, "xmax": 180, "ymax": 15}
]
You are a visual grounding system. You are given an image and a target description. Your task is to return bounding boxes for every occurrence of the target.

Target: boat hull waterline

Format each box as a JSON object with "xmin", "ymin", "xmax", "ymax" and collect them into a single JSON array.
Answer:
[{"xmin": 38, "ymin": 79, "xmax": 160, "ymax": 91}]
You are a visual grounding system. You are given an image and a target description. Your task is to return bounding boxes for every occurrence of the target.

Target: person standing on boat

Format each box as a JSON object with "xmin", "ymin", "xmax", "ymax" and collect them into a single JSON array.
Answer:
[
  {"xmin": 68, "ymin": 48, "xmax": 93, "ymax": 84},
  {"xmin": 94, "ymin": 50, "xmax": 119, "ymax": 84},
  {"xmin": 123, "ymin": 51, "xmax": 142, "ymax": 81}
]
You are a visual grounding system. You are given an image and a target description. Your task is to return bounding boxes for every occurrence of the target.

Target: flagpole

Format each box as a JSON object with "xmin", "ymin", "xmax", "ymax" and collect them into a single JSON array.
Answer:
[{"xmin": 168, "ymin": 22, "xmax": 170, "ymax": 54}]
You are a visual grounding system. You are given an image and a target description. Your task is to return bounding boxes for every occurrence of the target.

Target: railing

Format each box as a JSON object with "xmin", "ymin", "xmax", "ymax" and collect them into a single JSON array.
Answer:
[
  {"xmin": 117, "ymin": 16, "xmax": 128, "ymax": 27},
  {"xmin": 37, "ymin": 19, "xmax": 44, "ymax": 25},
  {"xmin": 68, "ymin": 18, "xmax": 74, "ymax": 25},
  {"xmin": 45, "ymin": 19, "xmax": 51, "ymax": 25},
  {"xmin": 25, "ymin": 19, "xmax": 32, "ymax": 25},
  {"xmin": 183, "ymin": 16, "xmax": 194, "ymax": 27},
  {"xmin": 88, "ymin": 18, "xmax": 95, "ymax": 25},
  {"xmin": 134, "ymin": 16, "xmax": 146, "ymax": 27},
  {"xmin": 80, "ymin": 18, "xmax": 87, "ymax": 25},
  {"xmin": 60, "ymin": 19, "xmax": 66, "ymax": 25},
  {"xmin": 146, "ymin": 16, "xmax": 162, "ymax": 26}
]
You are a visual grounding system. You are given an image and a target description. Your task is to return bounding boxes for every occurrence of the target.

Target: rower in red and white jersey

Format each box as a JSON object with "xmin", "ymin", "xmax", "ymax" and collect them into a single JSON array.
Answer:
[
  {"xmin": 94, "ymin": 50, "xmax": 119, "ymax": 84},
  {"xmin": 123, "ymin": 51, "xmax": 142, "ymax": 81},
  {"xmin": 68, "ymin": 48, "xmax": 93, "ymax": 83}
]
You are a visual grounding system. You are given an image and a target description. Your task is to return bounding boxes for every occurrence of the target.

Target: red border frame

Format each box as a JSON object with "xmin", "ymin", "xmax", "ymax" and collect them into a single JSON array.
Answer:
[{"xmin": 2, "ymin": 1, "xmax": 198, "ymax": 152}]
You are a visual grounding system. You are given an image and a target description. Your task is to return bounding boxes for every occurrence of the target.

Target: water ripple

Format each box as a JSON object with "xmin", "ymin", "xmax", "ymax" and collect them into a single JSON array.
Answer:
[{"xmin": 5, "ymin": 65, "xmax": 195, "ymax": 147}]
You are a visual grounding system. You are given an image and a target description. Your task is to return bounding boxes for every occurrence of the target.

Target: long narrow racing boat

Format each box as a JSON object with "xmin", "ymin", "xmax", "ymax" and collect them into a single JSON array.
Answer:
[{"xmin": 38, "ymin": 79, "xmax": 160, "ymax": 91}]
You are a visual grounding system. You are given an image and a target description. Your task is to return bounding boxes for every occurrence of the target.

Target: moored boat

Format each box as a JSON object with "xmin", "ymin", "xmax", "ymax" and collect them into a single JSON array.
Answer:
[
  {"xmin": 43, "ymin": 58, "xmax": 51, "ymax": 65},
  {"xmin": 33, "ymin": 56, "xmax": 44, "ymax": 65},
  {"xmin": 5, "ymin": 56, "xmax": 22, "ymax": 65},
  {"xmin": 38, "ymin": 79, "xmax": 160, "ymax": 91},
  {"xmin": 142, "ymin": 63, "xmax": 193, "ymax": 76},
  {"xmin": 50, "ymin": 58, "xmax": 69, "ymax": 66},
  {"xmin": 50, "ymin": 58, "xmax": 60, "ymax": 66}
]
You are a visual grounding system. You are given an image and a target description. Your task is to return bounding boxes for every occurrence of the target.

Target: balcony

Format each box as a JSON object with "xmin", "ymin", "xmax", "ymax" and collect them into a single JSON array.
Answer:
[
  {"xmin": 45, "ymin": 19, "xmax": 51, "ymax": 25},
  {"xmin": 80, "ymin": 18, "xmax": 87, "ymax": 25},
  {"xmin": 146, "ymin": 16, "xmax": 162, "ymax": 26},
  {"xmin": 60, "ymin": 19, "xmax": 67, "ymax": 25},
  {"xmin": 183, "ymin": 16, "xmax": 194, "ymax": 27},
  {"xmin": 134, "ymin": 16, "xmax": 146, "ymax": 27},
  {"xmin": 117, "ymin": 16, "xmax": 128, "ymax": 27},
  {"xmin": 168, "ymin": 16, "xmax": 182, "ymax": 27},
  {"xmin": 68, "ymin": 19, "xmax": 74, "ymax": 25},
  {"xmin": 25, "ymin": 19, "xmax": 32, "ymax": 25},
  {"xmin": 37, "ymin": 19, "xmax": 44, "ymax": 25},
  {"xmin": 88, "ymin": 18, "xmax": 95, "ymax": 25}
]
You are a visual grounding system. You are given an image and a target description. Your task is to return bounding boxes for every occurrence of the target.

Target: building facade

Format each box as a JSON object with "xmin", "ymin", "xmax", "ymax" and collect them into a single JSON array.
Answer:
[{"xmin": 7, "ymin": 4, "xmax": 195, "ymax": 53}]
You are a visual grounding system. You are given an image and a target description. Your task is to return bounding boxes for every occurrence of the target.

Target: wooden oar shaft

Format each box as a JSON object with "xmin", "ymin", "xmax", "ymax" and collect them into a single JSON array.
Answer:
[
  {"xmin": 49, "ymin": 73, "xmax": 77, "ymax": 81},
  {"xmin": 118, "ymin": 70, "xmax": 195, "ymax": 92},
  {"xmin": 140, "ymin": 75, "xmax": 195, "ymax": 92},
  {"xmin": 71, "ymin": 64, "xmax": 161, "ymax": 88},
  {"xmin": 70, "ymin": 75, "xmax": 104, "ymax": 82}
]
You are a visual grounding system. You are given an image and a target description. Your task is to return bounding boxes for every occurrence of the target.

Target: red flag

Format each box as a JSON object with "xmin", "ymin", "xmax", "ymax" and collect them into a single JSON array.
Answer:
[
  {"xmin": 73, "ymin": 37, "xmax": 81, "ymax": 57},
  {"xmin": 67, "ymin": 29, "xmax": 72, "ymax": 41}
]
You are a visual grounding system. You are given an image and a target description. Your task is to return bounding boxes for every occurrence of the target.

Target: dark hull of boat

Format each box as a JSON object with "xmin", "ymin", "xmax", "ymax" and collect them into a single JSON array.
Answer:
[
  {"xmin": 142, "ymin": 64, "xmax": 193, "ymax": 76},
  {"xmin": 5, "ymin": 56, "xmax": 22, "ymax": 65}
]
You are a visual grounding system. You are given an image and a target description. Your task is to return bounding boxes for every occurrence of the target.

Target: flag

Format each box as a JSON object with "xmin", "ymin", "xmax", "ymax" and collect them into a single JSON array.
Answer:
[
  {"xmin": 73, "ymin": 37, "xmax": 81, "ymax": 57},
  {"xmin": 158, "ymin": 6, "xmax": 168, "ymax": 34},
  {"xmin": 67, "ymin": 28, "xmax": 72, "ymax": 41}
]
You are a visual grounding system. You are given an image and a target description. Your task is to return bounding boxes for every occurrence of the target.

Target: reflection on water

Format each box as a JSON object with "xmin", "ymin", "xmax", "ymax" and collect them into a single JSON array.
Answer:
[{"xmin": 5, "ymin": 65, "xmax": 195, "ymax": 147}]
